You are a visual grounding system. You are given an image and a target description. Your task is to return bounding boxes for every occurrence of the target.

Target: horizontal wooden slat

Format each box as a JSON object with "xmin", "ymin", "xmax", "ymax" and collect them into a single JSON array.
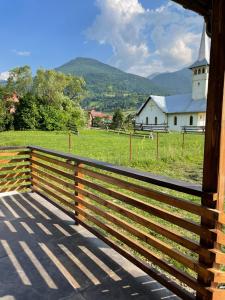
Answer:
[
  {"xmin": 0, "ymin": 146, "xmax": 29, "ymax": 151},
  {"xmin": 29, "ymin": 146, "xmax": 203, "ymax": 196},
  {"xmin": 31, "ymin": 159, "xmax": 74, "ymax": 180},
  {"xmin": 31, "ymin": 166, "xmax": 74, "ymax": 191},
  {"xmin": 73, "ymin": 204, "xmax": 209, "ymax": 296},
  {"xmin": 74, "ymin": 195, "xmax": 213, "ymax": 279},
  {"xmin": 74, "ymin": 185, "xmax": 211, "ymax": 259},
  {"xmin": 76, "ymin": 166, "xmax": 219, "ymax": 221},
  {"xmin": 0, "ymin": 151, "xmax": 30, "ymax": 157},
  {"xmin": 0, "ymin": 180, "xmax": 31, "ymax": 192},
  {"xmin": 0, "ymin": 174, "xmax": 30, "ymax": 187},
  {"xmin": 0, "ymin": 164, "xmax": 30, "ymax": 173},
  {"xmin": 0, "ymin": 157, "xmax": 30, "ymax": 165},
  {"xmin": 0, "ymin": 172, "xmax": 30, "ymax": 181},
  {"xmin": 75, "ymin": 175, "xmax": 216, "ymax": 241},
  {"xmin": 32, "ymin": 152, "xmax": 75, "ymax": 171},
  {"xmin": 31, "ymin": 173, "xmax": 74, "ymax": 202},
  {"xmin": 32, "ymin": 179, "xmax": 74, "ymax": 210}
]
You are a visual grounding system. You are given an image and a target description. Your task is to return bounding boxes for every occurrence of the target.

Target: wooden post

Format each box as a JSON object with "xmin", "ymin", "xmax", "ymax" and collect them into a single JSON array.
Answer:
[
  {"xmin": 156, "ymin": 132, "xmax": 159, "ymax": 159},
  {"xmin": 129, "ymin": 132, "xmax": 132, "ymax": 161},
  {"xmin": 74, "ymin": 162, "xmax": 84, "ymax": 225},
  {"xmin": 198, "ymin": 1, "xmax": 225, "ymax": 299},
  {"xmin": 182, "ymin": 132, "xmax": 185, "ymax": 155}
]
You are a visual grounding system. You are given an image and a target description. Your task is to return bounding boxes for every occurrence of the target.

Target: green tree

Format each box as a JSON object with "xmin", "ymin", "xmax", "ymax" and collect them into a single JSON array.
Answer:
[
  {"xmin": 6, "ymin": 65, "xmax": 32, "ymax": 98},
  {"xmin": 14, "ymin": 94, "xmax": 40, "ymax": 130},
  {"xmin": 111, "ymin": 109, "xmax": 124, "ymax": 129}
]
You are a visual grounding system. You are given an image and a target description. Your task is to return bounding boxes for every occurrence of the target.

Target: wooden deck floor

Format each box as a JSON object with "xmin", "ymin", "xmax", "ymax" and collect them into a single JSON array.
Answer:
[{"xmin": 0, "ymin": 192, "xmax": 179, "ymax": 300}]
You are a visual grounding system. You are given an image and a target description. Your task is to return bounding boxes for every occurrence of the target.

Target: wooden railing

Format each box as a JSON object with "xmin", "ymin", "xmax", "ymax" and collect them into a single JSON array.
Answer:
[
  {"xmin": 1, "ymin": 145, "xmax": 225, "ymax": 300},
  {"xmin": 0, "ymin": 146, "xmax": 32, "ymax": 193}
]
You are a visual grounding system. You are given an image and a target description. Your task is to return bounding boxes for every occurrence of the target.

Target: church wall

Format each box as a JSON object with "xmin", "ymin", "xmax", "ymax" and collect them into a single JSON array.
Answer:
[
  {"xmin": 197, "ymin": 112, "xmax": 206, "ymax": 126},
  {"xmin": 135, "ymin": 99, "xmax": 166, "ymax": 125},
  {"xmin": 168, "ymin": 113, "xmax": 199, "ymax": 131}
]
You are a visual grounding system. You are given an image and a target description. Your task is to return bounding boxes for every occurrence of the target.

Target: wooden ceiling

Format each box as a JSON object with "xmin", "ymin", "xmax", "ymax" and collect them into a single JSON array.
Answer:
[
  {"xmin": 172, "ymin": 0, "xmax": 212, "ymax": 36},
  {"xmin": 172, "ymin": 0, "xmax": 212, "ymax": 17}
]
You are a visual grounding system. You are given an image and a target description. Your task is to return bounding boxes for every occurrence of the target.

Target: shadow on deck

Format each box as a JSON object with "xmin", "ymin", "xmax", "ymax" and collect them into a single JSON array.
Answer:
[{"xmin": 0, "ymin": 192, "xmax": 178, "ymax": 300}]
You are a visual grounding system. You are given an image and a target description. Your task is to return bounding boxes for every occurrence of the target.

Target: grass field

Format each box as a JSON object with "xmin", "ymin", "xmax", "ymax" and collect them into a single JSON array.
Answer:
[{"xmin": 0, "ymin": 129, "xmax": 205, "ymax": 183}]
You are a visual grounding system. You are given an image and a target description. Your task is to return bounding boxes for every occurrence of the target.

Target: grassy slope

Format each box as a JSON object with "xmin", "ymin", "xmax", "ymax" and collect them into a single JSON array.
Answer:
[{"xmin": 0, "ymin": 129, "xmax": 204, "ymax": 183}]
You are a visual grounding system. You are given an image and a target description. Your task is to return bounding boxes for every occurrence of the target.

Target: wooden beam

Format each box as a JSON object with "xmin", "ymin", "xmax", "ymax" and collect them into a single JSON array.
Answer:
[
  {"xmin": 199, "ymin": 0, "xmax": 225, "ymax": 299},
  {"xmin": 172, "ymin": 0, "xmax": 211, "ymax": 17}
]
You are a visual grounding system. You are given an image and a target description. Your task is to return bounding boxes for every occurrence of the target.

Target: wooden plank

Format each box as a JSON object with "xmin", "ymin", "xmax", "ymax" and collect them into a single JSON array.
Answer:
[
  {"xmin": 0, "ymin": 164, "xmax": 30, "ymax": 173},
  {"xmin": 73, "ymin": 204, "xmax": 210, "ymax": 297},
  {"xmin": 31, "ymin": 166, "xmax": 74, "ymax": 191},
  {"xmin": 74, "ymin": 185, "xmax": 211, "ymax": 259},
  {"xmin": 76, "ymin": 166, "xmax": 219, "ymax": 221},
  {"xmin": 74, "ymin": 194, "xmax": 212, "ymax": 279},
  {"xmin": 75, "ymin": 175, "xmax": 216, "ymax": 240},
  {"xmin": 0, "ymin": 176, "xmax": 30, "ymax": 185},
  {"xmin": 0, "ymin": 180, "xmax": 31, "ymax": 192},
  {"xmin": 32, "ymin": 152, "xmax": 75, "ymax": 171},
  {"xmin": 0, "ymin": 146, "xmax": 29, "ymax": 151},
  {"xmin": 0, "ymin": 172, "xmax": 30, "ymax": 181},
  {"xmin": 172, "ymin": 1, "xmax": 211, "ymax": 17},
  {"xmin": 0, "ymin": 157, "xmax": 30, "ymax": 165},
  {"xmin": 30, "ymin": 159, "xmax": 74, "ymax": 180},
  {"xmin": 199, "ymin": 0, "xmax": 225, "ymax": 296},
  {"xmin": 31, "ymin": 173, "xmax": 74, "ymax": 202},
  {"xmin": 32, "ymin": 179, "xmax": 74, "ymax": 210},
  {"xmin": 29, "ymin": 146, "xmax": 203, "ymax": 196},
  {"xmin": 0, "ymin": 151, "xmax": 30, "ymax": 157}
]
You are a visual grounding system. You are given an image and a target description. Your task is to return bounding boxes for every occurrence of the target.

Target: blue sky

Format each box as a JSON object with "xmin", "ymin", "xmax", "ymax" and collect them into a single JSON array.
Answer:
[{"xmin": 0, "ymin": 0, "xmax": 203, "ymax": 78}]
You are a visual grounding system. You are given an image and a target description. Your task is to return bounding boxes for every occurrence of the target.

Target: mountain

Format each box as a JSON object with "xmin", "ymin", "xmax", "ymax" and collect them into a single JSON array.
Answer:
[
  {"xmin": 148, "ymin": 68, "xmax": 192, "ymax": 95},
  {"xmin": 56, "ymin": 57, "xmax": 166, "ymax": 96}
]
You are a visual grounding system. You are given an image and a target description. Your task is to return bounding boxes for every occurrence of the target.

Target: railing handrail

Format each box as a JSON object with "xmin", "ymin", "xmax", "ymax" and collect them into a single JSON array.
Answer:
[
  {"xmin": 0, "ymin": 146, "xmax": 29, "ymax": 150},
  {"xmin": 28, "ymin": 145, "xmax": 202, "ymax": 197}
]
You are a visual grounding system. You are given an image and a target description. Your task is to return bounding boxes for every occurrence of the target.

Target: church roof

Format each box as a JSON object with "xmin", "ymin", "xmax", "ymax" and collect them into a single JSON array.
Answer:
[
  {"xmin": 189, "ymin": 23, "xmax": 210, "ymax": 69},
  {"xmin": 136, "ymin": 94, "xmax": 206, "ymax": 115}
]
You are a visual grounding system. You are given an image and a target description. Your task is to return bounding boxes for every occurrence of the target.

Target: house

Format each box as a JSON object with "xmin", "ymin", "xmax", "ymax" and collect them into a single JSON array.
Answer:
[
  {"xmin": 136, "ymin": 23, "xmax": 210, "ymax": 131},
  {"xmin": 87, "ymin": 110, "xmax": 112, "ymax": 127}
]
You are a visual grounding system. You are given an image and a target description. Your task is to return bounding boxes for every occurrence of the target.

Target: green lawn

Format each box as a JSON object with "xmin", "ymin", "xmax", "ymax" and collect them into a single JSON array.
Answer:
[{"xmin": 0, "ymin": 129, "xmax": 205, "ymax": 183}]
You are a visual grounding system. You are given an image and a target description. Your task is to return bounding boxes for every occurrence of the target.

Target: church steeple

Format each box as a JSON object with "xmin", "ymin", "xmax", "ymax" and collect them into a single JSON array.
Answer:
[{"xmin": 189, "ymin": 23, "xmax": 211, "ymax": 100}]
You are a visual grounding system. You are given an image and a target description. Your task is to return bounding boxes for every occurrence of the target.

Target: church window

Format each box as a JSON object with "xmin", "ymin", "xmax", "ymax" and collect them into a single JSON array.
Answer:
[
  {"xmin": 198, "ymin": 69, "xmax": 201, "ymax": 74},
  {"xmin": 146, "ymin": 117, "xmax": 149, "ymax": 125},
  {"xmin": 174, "ymin": 116, "xmax": 177, "ymax": 126},
  {"xmin": 202, "ymin": 68, "xmax": 205, "ymax": 74},
  {"xmin": 190, "ymin": 115, "xmax": 193, "ymax": 126},
  {"xmin": 155, "ymin": 117, "xmax": 157, "ymax": 125},
  {"xmin": 194, "ymin": 69, "xmax": 197, "ymax": 75}
]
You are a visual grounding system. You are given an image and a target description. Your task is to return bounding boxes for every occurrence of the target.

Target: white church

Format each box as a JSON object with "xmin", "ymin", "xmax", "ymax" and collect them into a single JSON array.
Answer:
[{"xmin": 135, "ymin": 24, "xmax": 210, "ymax": 131}]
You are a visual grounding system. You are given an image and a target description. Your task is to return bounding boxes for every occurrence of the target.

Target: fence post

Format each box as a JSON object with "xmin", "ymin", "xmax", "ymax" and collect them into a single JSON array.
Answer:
[
  {"xmin": 129, "ymin": 132, "xmax": 132, "ymax": 161},
  {"xmin": 156, "ymin": 132, "xmax": 159, "ymax": 159},
  {"xmin": 182, "ymin": 132, "xmax": 185, "ymax": 155},
  {"xmin": 74, "ymin": 162, "xmax": 84, "ymax": 225},
  {"xmin": 68, "ymin": 131, "xmax": 72, "ymax": 153},
  {"xmin": 29, "ymin": 147, "xmax": 34, "ymax": 192}
]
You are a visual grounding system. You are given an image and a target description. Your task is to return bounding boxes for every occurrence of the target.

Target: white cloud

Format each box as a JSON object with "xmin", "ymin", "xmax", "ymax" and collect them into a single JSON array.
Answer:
[
  {"xmin": 12, "ymin": 49, "xmax": 31, "ymax": 56},
  {"xmin": 0, "ymin": 71, "xmax": 9, "ymax": 81},
  {"xmin": 86, "ymin": 0, "xmax": 203, "ymax": 76}
]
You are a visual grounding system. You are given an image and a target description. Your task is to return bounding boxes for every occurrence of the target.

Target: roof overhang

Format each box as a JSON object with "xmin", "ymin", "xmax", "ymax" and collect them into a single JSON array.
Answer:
[{"xmin": 172, "ymin": 0, "xmax": 212, "ymax": 36}]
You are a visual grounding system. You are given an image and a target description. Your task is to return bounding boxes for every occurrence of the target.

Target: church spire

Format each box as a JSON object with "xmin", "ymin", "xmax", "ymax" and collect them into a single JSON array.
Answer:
[{"xmin": 189, "ymin": 23, "xmax": 210, "ymax": 69}]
